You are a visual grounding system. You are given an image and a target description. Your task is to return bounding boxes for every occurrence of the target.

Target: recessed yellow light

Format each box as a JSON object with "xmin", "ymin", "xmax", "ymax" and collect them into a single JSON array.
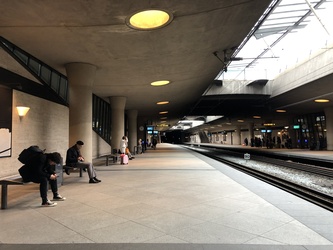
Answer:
[
  {"xmin": 237, "ymin": 119, "xmax": 244, "ymax": 122},
  {"xmin": 159, "ymin": 111, "xmax": 168, "ymax": 114},
  {"xmin": 276, "ymin": 109, "xmax": 286, "ymax": 113},
  {"xmin": 151, "ymin": 80, "xmax": 170, "ymax": 86},
  {"xmin": 126, "ymin": 10, "xmax": 173, "ymax": 30},
  {"xmin": 160, "ymin": 117, "xmax": 167, "ymax": 120},
  {"xmin": 253, "ymin": 115, "xmax": 261, "ymax": 119},
  {"xmin": 314, "ymin": 99, "xmax": 330, "ymax": 103},
  {"xmin": 157, "ymin": 101, "xmax": 169, "ymax": 105}
]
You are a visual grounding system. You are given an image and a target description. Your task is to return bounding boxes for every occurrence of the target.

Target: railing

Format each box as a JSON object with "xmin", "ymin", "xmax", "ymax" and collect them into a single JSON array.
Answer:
[
  {"xmin": 0, "ymin": 36, "xmax": 68, "ymax": 105},
  {"xmin": 1, "ymin": 37, "xmax": 112, "ymax": 145}
]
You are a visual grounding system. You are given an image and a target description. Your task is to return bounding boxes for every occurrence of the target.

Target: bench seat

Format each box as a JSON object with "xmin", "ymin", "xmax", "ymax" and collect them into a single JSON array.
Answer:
[
  {"xmin": 63, "ymin": 164, "xmax": 87, "ymax": 177},
  {"xmin": 103, "ymin": 154, "xmax": 118, "ymax": 166},
  {"xmin": 0, "ymin": 175, "xmax": 25, "ymax": 209},
  {"xmin": 99, "ymin": 149, "xmax": 119, "ymax": 166}
]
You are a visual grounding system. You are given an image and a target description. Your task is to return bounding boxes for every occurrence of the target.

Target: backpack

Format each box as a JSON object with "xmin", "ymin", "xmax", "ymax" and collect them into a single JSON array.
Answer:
[
  {"xmin": 18, "ymin": 145, "xmax": 44, "ymax": 164},
  {"xmin": 18, "ymin": 164, "xmax": 32, "ymax": 182}
]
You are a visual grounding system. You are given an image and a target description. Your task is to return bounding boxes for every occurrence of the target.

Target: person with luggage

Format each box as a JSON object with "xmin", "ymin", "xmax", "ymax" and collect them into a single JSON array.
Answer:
[
  {"xmin": 18, "ymin": 151, "xmax": 66, "ymax": 207},
  {"xmin": 119, "ymin": 136, "xmax": 129, "ymax": 164},
  {"xmin": 120, "ymin": 136, "xmax": 135, "ymax": 160},
  {"xmin": 119, "ymin": 136, "xmax": 127, "ymax": 155},
  {"xmin": 65, "ymin": 140, "xmax": 101, "ymax": 184}
]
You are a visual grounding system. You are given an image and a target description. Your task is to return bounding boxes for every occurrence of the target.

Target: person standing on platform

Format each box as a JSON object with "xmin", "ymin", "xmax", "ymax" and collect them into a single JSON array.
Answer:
[
  {"xmin": 152, "ymin": 138, "xmax": 157, "ymax": 149},
  {"xmin": 141, "ymin": 138, "xmax": 146, "ymax": 153},
  {"xmin": 120, "ymin": 136, "xmax": 127, "ymax": 154},
  {"xmin": 65, "ymin": 140, "xmax": 101, "ymax": 184},
  {"xmin": 138, "ymin": 139, "xmax": 143, "ymax": 154},
  {"xmin": 120, "ymin": 135, "xmax": 134, "ymax": 160}
]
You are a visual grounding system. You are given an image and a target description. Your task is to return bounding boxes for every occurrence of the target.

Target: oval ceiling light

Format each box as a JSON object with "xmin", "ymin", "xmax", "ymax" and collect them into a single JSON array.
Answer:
[
  {"xmin": 314, "ymin": 99, "xmax": 330, "ymax": 103},
  {"xmin": 126, "ymin": 9, "xmax": 173, "ymax": 30},
  {"xmin": 160, "ymin": 117, "xmax": 167, "ymax": 120},
  {"xmin": 159, "ymin": 111, "xmax": 168, "ymax": 114},
  {"xmin": 151, "ymin": 80, "xmax": 170, "ymax": 86},
  {"xmin": 253, "ymin": 115, "xmax": 261, "ymax": 119},
  {"xmin": 157, "ymin": 101, "xmax": 169, "ymax": 105},
  {"xmin": 276, "ymin": 109, "xmax": 287, "ymax": 113}
]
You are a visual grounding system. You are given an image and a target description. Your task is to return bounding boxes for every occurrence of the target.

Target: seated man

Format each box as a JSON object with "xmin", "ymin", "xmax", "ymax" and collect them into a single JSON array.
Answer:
[
  {"xmin": 65, "ymin": 140, "xmax": 101, "ymax": 184},
  {"xmin": 19, "ymin": 151, "xmax": 66, "ymax": 207}
]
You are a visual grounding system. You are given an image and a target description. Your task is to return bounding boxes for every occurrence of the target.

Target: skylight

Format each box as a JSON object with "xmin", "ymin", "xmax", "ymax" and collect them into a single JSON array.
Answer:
[{"xmin": 219, "ymin": 0, "xmax": 333, "ymax": 81}]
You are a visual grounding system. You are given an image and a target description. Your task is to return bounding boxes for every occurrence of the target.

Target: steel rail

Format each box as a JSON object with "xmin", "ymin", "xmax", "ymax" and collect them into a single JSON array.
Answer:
[
  {"xmin": 198, "ymin": 145, "xmax": 333, "ymax": 178},
  {"xmin": 185, "ymin": 146, "xmax": 333, "ymax": 213}
]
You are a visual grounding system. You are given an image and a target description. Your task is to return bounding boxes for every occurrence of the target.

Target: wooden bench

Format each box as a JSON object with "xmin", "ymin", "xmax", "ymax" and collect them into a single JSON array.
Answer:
[{"xmin": 0, "ymin": 175, "xmax": 25, "ymax": 209}]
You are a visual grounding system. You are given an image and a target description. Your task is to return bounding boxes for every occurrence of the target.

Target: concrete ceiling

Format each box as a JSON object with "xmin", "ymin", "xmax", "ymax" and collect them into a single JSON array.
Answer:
[{"xmin": 0, "ymin": 0, "xmax": 273, "ymax": 129}]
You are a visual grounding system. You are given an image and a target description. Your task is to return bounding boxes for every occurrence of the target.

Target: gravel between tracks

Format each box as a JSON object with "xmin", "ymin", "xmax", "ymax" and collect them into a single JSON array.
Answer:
[{"xmin": 224, "ymin": 156, "xmax": 333, "ymax": 196}]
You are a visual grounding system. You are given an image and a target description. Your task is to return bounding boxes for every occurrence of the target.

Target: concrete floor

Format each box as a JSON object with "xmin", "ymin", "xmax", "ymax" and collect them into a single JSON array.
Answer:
[{"xmin": 0, "ymin": 143, "xmax": 332, "ymax": 249}]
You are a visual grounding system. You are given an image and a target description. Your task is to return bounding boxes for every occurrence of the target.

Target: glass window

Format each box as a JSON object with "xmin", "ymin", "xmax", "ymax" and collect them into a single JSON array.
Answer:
[
  {"xmin": 40, "ymin": 66, "xmax": 51, "ymax": 84},
  {"xmin": 219, "ymin": 0, "xmax": 333, "ymax": 81},
  {"xmin": 50, "ymin": 72, "xmax": 60, "ymax": 92},
  {"xmin": 28, "ymin": 58, "xmax": 40, "ymax": 75},
  {"xmin": 13, "ymin": 49, "xmax": 28, "ymax": 65}
]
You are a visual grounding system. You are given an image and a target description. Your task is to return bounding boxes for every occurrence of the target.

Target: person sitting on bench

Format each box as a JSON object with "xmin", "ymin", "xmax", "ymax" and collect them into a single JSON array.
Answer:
[
  {"xmin": 65, "ymin": 140, "xmax": 101, "ymax": 184},
  {"xmin": 19, "ymin": 152, "xmax": 66, "ymax": 207}
]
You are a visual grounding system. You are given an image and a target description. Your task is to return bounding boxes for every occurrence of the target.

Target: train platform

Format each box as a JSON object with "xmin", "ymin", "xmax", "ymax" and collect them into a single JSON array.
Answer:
[{"xmin": 0, "ymin": 143, "xmax": 332, "ymax": 250}]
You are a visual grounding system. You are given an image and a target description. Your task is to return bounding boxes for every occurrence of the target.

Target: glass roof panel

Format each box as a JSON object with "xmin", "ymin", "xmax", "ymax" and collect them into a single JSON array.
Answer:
[{"xmin": 219, "ymin": 0, "xmax": 333, "ymax": 81}]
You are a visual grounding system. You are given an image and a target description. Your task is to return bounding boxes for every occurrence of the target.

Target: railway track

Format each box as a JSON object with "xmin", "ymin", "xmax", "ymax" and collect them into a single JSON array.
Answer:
[{"xmin": 184, "ymin": 145, "xmax": 333, "ymax": 213}]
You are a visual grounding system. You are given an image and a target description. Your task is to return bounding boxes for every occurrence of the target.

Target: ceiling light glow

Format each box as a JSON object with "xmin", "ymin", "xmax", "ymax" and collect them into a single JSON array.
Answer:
[
  {"xmin": 157, "ymin": 101, "xmax": 169, "ymax": 105},
  {"xmin": 127, "ymin": 10, "xmax": 173, "ymax": 30},
  {"xmin": 314, "ymin": 99, "xmax": 329, "ymax": 103},
  {"xmin": 151, "ymin": 80, "xmax": 170, "ymax": 86}
]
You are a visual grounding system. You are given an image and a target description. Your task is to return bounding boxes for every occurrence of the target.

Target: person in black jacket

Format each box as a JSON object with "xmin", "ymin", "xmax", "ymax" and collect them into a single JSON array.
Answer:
[
  {"xmin": 19, "ymin": 152, "xmax": 66, "ymax": 207},
  {"xmin": 65, "ymin": 140, "xmax": 101, "ymax": 184}
]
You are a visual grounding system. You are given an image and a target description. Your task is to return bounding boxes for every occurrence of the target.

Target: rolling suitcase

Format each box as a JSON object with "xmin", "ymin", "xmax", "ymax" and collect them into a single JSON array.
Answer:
[{"xmin": 120, "ymin": 154, "xmax": 129, "ymax": 165}]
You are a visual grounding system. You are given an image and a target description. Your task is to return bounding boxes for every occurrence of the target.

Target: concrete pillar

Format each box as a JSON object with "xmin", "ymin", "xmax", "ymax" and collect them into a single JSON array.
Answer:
[
  {"xmin": 324, "ymin": 106, "xmax": 333, "ymax": 150},
  {"xmin": 109, "ymin": 96, "xmax": 126, "ymax": 151},
  {"xmin": 248, "ymin": 122, "xmax": 254, "ymax": 141},
  {"xmin": 65, "ymin": 63, "xmax": 96, "ymax": 162},
  {"xmin": 235, "ymin": 125, "xmax": 242, "ymax": 145},
  {"xmin": 127, "ymin": 110, "xmax": 138, "ymax": 153}
]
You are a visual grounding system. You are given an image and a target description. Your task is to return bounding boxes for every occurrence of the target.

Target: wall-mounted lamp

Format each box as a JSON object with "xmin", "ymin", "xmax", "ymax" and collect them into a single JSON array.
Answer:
[{"xmin": 16, "ymin": 106, "xmax": 30, "ymax": 117}]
